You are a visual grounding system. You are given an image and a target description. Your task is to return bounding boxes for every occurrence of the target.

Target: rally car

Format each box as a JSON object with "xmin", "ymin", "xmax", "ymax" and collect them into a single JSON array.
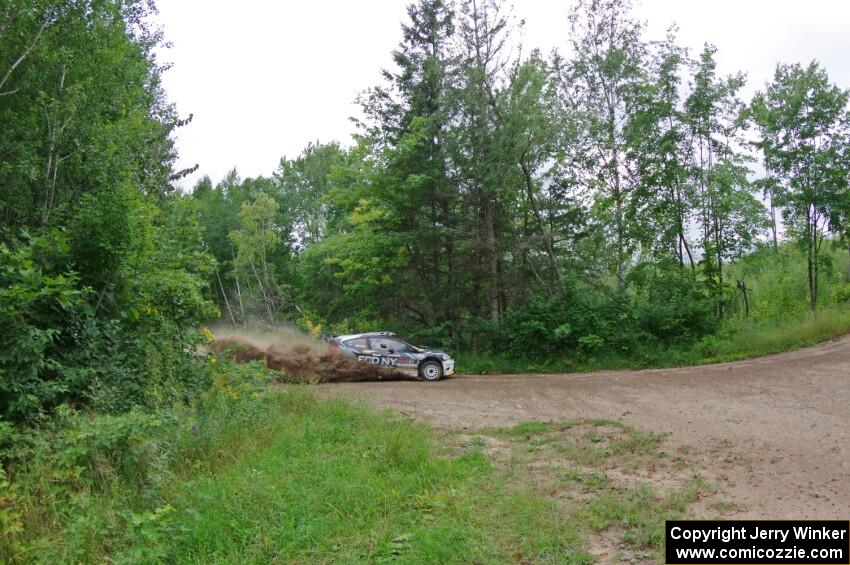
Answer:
[{"xmin": 327, "ymin": 332, "xmax": 455, "ymax": 381}]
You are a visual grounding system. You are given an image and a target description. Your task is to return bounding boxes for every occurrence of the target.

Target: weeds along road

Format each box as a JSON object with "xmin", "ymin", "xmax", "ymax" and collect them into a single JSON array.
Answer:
[{"xmin": 318, "ymin": 336, "xmax": 850, "ymax": 520}]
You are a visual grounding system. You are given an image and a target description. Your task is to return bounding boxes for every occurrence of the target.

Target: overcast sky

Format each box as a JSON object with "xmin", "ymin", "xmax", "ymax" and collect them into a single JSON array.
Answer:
[{"xmin": 153, "ymin": 0, "xmax": 850, "ymax": 190}]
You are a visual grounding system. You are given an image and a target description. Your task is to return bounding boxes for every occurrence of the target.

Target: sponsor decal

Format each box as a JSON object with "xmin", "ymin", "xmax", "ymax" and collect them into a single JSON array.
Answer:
[{"xmin": 357, "ymin": 355, "xmax": 398, "ymax": 367}]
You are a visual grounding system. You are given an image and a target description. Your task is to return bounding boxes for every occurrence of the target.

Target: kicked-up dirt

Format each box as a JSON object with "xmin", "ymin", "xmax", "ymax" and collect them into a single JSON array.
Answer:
[
  {"xmin": 318, "ymin": 336, "xmax": 850, "ymax": 520},
  {"xmin": 210, "ymin": 337, "xmax": 403, "ymax": 383}
]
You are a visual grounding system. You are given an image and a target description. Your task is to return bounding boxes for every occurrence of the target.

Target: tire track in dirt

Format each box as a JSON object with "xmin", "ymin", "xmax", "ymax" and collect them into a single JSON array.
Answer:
[{"xmin": 318, "ymin": 336, "xmax": 850, "ymax": 519}]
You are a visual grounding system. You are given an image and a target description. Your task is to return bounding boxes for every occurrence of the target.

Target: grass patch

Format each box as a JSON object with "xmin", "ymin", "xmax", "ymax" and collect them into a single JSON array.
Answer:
[
  {"xmin": 561, "ymin": 469, "xmax": 612, "ymax": 493},
  {"xmin": 475, "ymin": 418, "xmax": 711, "ymax": 561},
  {"xmin": 711, "ymin": 499, "xmax": 745, "ymax": 515},
  {"xmin": 485, "ymin": 420, "xmax": 572, "ymax": 437},
  {"xmin": 573, "ymin": 476, "xmax": 711, "ymax": 549},
  {"xmin": 484, "ymin": 419, "xmax": 668, "ymax": 467},
  {"xmin": 4, "ymin": 389, "xmax": 595, "ymax": 564}
]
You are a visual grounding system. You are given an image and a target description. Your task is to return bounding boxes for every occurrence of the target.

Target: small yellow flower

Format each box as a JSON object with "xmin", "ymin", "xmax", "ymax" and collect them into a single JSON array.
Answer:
[
  {"xmin": 201, "ymin": 327, "xmax": 215, "ymax": 344},
  {"xmin": 304, "ymin": 315, "xmax": 323, "ymax": 337}
]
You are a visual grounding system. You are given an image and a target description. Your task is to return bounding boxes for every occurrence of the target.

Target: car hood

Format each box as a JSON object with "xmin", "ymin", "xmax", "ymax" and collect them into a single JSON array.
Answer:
[{"xmin": 414, "ymin": 346, "xmax": 450, "ymax": 357}]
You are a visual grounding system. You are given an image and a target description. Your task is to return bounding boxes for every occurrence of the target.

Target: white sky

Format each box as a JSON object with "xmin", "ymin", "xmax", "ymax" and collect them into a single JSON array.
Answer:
[{"xmin": 153, "ymin": 0, "xmax": 850, "ymax": 190}]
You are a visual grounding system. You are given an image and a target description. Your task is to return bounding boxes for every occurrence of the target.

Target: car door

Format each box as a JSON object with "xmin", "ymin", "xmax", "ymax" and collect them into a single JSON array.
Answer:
[
  {"xmin": 372, "ymin": 337, "xmax": 419, "ymax": 375},
  {"xmin": 368, "ymin": 337, "xmax": 412, "ymax": 372}
]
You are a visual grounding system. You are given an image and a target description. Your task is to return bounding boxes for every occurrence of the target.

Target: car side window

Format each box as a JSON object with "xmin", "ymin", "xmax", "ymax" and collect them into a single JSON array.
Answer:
[
  {"xmin": 344, "ymin": 338, "xmax": 368, "ymax": 349},
  {"xmin": 370, "ymin": 338, "xmax": 406, "ymax": 354}
]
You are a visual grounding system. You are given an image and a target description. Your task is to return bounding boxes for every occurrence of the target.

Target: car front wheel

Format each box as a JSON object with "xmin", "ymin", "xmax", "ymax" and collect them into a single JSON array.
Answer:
[{"xmin": 419, "ymin": 359, "xmax": 443, "ymax": 381}]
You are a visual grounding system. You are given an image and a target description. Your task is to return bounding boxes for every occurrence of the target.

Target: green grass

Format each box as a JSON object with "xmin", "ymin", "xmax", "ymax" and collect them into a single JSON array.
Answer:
[
  {"xmin": 4, "ymin": 389, "xmax": 594, "ymax": 564},
  {"xmin": 690, "ymin": 307, "xmax": 850, "ymax": 362},
  {"xmin": 458, "ymin": 307, "xmax": 850, "ymax": 374},
  {"xmin": 561, "ymin": 469, "xmax": 612, "ymax": 492},
  {"xmin": 572, "ymin": 477, "xmax": 711, "ymax": 548},
  {"xmin": 474, "ymin": 419, "xmax": 712, "ymax": 561}
]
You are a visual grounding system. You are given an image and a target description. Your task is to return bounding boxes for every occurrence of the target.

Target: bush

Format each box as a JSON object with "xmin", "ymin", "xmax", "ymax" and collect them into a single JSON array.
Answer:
[
  {"xmin": 0, "ymin": 354, "xmax": 275, "ymax": 563},
  {"xmin": 631, "ymin": 266, "xmax": 717, "ymax": 342},
  {"xmin": 487, "ymin": 267, "xmax": 715, "ymax": 360},
  {"xmin": 0, "ymin": 232, "xmax": 88, "ymax": 422},
  {"xmin": 0, "ymin": 191, "xmax": 218, "ymax": 424}
]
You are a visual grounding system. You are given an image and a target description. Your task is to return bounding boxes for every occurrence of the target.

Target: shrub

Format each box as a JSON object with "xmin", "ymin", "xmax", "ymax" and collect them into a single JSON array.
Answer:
[{"xmin": 0, "ymin": 355, "xmax": 275, "ymax": 563}]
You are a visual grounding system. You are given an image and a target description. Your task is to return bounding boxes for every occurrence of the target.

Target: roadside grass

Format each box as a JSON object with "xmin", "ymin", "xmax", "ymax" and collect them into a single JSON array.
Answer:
[
  {"xmin": 482, "ymin": 419, "xmax": 668, "ymax": 467},
  {"xmin": 573, "ymin": 477, "xmax": 710, "ymax": 548},
  {"xmin": 473, "ymin": 419, "xmax": 713, "ymax": 562},
  {"xmin": 3, "ymin": 388, "xmax": 595, "ymax": 564},
  {"xmin": 458, "ymin": 307, "xmax": 850, "ymax": 374}
]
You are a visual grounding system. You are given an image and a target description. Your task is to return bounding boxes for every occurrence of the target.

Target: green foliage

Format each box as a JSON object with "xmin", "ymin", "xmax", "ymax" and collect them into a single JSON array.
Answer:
[
  {"xmin": 752, "ymin": 61, "xmax": 850, "ymax": 311},
  {"xmin": 0, "ymin": 1, "xmax": 220, "ymax": 423},
  {"xmin": 0, "ymin": 190, "xmax": 217, "ymax": 423},
  {"xmin": 483, "ymin": 267, "xmax": 716, "ymax": 360},
  {"xmin": 0, "ymin": 0, "xmax": 180, "ymax": 235},
  {"xmin": 0, "ymin": 232, "xmax": 86, "ymax": 421},
  {"xmin": 574, "ymin": 478, "xmax": 708, "ymax": 549},
  {"xmin": 2, "ymin": 377, "xmax": 593, "ymax": 564},
  {"xmin": 188, "ymin": 0, "xmax": 850, "ymax": 366}
]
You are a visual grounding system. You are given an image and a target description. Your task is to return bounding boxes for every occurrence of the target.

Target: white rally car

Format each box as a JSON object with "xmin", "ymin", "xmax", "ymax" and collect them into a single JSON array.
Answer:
[{"xmin": 327, "ymin": 332, "xmax": 455, "ymax": 381}]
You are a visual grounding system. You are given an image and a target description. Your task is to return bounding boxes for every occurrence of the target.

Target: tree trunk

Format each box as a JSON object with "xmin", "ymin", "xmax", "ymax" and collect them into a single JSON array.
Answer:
[
  {"xmin": 768, "ymin": 189, "xmax": 779, "ymax": 252},
  {"xmin": 0, "ymin": 13, "xmax": 49, "ymax": 95},
  {"xmin": 806, "ymin": 205, "xmax": 817, "ymax": 312},
  {"xmin": 680, "ymin": 233, "xmax": 695, "ymax": 272},
  {"xmin": 217, "ymin": 270, "xmax": 237, "ymax": 326},
  {"xmin": 847, "ymin": 238, "xmax": 850, "ymax": 282},
  {"xmin": 249, "ymin": 257, "xmax": 274, "ymax": 323},
  {"xmin": 520, "ymin": 159, "xmax": 559, "ymax": 293},
  {"xmin": 232, "ymin": 251, "xmax": 246, "ymax": 321},
  {"xmin": 610, "ymin": 114, "xmax": 625, "ymax": 291},
  {"xmin": 484, "ymin": 197, "xmax": 499, "ymax": 323},
  {"xmin": 737, "ymin": 280, "xmax": 750, "ymax": 319},
  {"xmin": 42, "ymin": 64, "xmax": 68, "ymax": 224},
  {"xmin": 714, "ymin": 214, "xmax": 724, "ymax": 317},
  {"xmin": 764, "ymin": 157, "xmax": 779, "ymax": 252}
]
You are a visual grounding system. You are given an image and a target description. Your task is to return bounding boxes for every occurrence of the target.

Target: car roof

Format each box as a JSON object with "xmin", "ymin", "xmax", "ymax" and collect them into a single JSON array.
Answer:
[{"xmin": 336, "ymin": 332, "xmax": 399, "ymax": 341}]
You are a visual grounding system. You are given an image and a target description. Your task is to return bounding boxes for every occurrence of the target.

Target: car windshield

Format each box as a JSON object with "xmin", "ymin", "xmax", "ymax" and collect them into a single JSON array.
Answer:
[{"xmin": 342, "ymin": 337, "xmax": 368, "ymax": 348}]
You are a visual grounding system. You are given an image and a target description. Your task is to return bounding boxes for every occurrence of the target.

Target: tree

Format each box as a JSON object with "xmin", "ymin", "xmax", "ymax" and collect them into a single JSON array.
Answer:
[
  {"xmin": 0, "ymin": 0, "xmax": 216, "ymax": 420},
  {"xmin": 274, "ymin": 142, "xmax": 345, "ymax": 250},
  {"xmin": 450, "ymin": 0, "xmax": 516, "ymax": 323},
  {"xmin": 567, "ymin": 0, "xmax": 647, "ymax": 290},
  {"xmin": 356, "ymin": 0, "xmax": 471, "ymax": 340},
  {"xmin": 502, "ymin": 53, "xmax": 563, "ymax": 294},
  {"xmin": 625, "ymin": 29, "xmax": 694, "ymax": 268},
  {"xmin": 752, "ymin": 62, "xmax": 850, "ymax": 310},
  {"xmin": 684, "ymin": 45, "xmax": 765, "ymax": 313},
  {"xmin": 0, "ymin": 0, "xmax": 185, "ymax": 236},
  {"xmin": 229, "ymin": 193, "xmax": 294, "ymax": 322}
]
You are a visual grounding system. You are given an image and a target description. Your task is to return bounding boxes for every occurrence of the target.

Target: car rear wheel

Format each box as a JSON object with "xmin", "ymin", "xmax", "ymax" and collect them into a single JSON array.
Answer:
[{"xmin": 419, "ymin": 359, "xmax": 443, "ymax": 381}]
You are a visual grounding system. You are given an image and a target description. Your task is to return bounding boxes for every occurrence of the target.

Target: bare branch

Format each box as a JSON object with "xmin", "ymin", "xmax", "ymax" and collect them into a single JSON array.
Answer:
[{"xmin": 0, "ymin": 10, "xmax": 51, "ymax": 95}]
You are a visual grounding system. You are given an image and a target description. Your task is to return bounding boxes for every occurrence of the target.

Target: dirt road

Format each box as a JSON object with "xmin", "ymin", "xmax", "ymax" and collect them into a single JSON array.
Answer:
[{"xmin": 319, "ymin": 337, "xmax": 850, "ymax": 519}]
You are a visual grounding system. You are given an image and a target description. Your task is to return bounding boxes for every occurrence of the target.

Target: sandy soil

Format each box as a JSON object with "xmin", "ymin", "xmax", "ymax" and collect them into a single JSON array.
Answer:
[{"xmin": 318, "ymin": 336, "xmax": 850, "ymax": 519}]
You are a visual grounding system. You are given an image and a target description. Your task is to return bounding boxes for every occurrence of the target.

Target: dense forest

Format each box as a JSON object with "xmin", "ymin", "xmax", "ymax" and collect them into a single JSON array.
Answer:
[
  {"xmin": 2, "ymin": 0, "xmax": 850, "ymax": 421},
  {"xmin": 190, "ymin": 0, "xmax": 850, "ymax": 360}
]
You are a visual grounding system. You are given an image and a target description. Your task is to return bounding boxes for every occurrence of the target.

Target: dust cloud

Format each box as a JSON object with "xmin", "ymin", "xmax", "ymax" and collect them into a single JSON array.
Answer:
[{"xmin": 207, "ymin": 326, "xmax": 407, "ymax": 383}]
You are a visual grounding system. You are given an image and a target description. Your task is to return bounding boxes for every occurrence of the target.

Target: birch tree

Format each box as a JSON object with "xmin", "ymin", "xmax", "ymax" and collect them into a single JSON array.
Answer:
[{"xmin": 753, "ymin": 62, "xmax": 850, "ymax": 311}]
